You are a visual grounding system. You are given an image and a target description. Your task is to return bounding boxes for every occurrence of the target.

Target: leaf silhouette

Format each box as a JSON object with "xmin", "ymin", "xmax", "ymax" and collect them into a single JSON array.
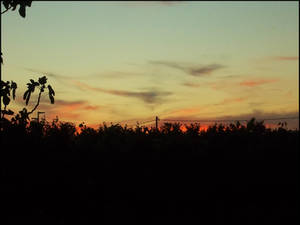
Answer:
[
  {"xmin": 3, "ymin": 95, "xmax": 10, "ymax": 106},
  {"xmin": 19, "ymin": 4, "xmax": 26, "ymax": 18},
  {"xmin": 8, "ymin": 109, "xmax": 14, "ymax": 115},
  {"xmin": 2, "ymin": 109, "xmax": 14, "ymax": 115},
  {"xmin": 25, "ymin": 1, "xmax": 32, "ymax": 7},
  {"xmin": 23, "ymin": 90, "xmax": 29, "ymax": 100},
  {"xmin": 11, "ymin": 81, "xmax": 17, "ymax": 100},
  {"xmin": 49, "ymin": 94, "xmax": 54, "ymax": 104},
  {"xmin": 12, "ymin": 89, "xmax": 16, "ymax": 100},
  {"xmin": 3, "ymin": 0, "xmax": 10, "ymax": 9},
  {"xmin": 25, "ymin": 91, "xmax": 31, "ymax": 105},
  {"xmin": 48, "ymin": 85, "xmax": 55, "ymax": 96},
  {"xmin": 38, "ymin": 76, "xmax": 47, "ymax": 85}
]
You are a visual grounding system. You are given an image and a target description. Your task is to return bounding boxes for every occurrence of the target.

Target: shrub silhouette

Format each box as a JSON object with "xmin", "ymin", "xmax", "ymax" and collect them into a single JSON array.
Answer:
[{"xmin": 0, "ymin": 117, "xmax": 298, "ymax": 224}]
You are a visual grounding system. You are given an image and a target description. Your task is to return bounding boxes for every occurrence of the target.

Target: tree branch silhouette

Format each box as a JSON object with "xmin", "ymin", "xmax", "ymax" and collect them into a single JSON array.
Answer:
[
  {"xmin": 22, "ymin": 76, "xmax": 55, "ymax": 117},
  {"xmin": 27, "ymin": 89, "xmax": 42, "ymax": 115},
  {"xmin": 1, "ymin": 6, "xmax": 12, "ymax": 14}
]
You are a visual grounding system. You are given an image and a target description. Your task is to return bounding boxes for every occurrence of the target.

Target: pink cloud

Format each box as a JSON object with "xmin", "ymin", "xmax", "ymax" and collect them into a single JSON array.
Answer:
[
  {"xmin": 239, "ymin": 79, "xmax": 279, "ymax": 87},
  {"xmin": 83, "ymin": 105, "xmax": 100, "ymax": 111},
  {"xmin": 26, "ymin": 99, "xmax": 102, "ymax": 122}
]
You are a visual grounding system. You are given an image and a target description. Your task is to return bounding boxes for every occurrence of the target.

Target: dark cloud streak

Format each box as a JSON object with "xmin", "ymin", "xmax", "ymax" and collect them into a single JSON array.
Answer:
[
  {"xmin": 73, "ymin": 81, "xmax": 172, "ymax": 104},
  {"xmin": 24, "ymin": 68, "xmax": 70, "ymax": 79},
  {"xmin": 149, "ymin": 60, "xmax": 224, "ymax": 77}
]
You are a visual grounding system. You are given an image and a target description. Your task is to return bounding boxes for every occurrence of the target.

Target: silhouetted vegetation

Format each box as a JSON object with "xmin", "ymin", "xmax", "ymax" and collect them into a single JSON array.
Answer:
[
  {"xmin": 1, "ymin": 0, "xmax": 32, "ymax": 17},
  {"xmin": 0, "ymin": 76, "xmax": 55, "ymax": 125},
  {"xmin": 1, "ymin": 117, "xmax": 298, "ymax": 224}
]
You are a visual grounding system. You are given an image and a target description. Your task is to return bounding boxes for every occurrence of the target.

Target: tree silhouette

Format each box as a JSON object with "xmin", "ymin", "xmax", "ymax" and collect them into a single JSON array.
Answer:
[
  {"xmin": 0, "ymin": 80, "xmax": 17, "ymax": 117},
  {"xmin": 1, "ymin": 1, "xmax": 55, "ymax": 122},
  {"xmin": 23, "ymin": 76, "xmax": 55, "ymax": 115}
]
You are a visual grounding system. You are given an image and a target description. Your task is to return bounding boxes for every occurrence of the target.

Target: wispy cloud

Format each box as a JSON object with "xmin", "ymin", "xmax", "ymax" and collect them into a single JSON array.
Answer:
[
  {"xmin": 13, "ymin": 98, "xmax": 102, "ymax": 122},
  {"xmin": 24, "ymin": 68, "xmax": 140, "ymax": 81},
  {"xmin": 36, "ymin": 99, "xmax": 101, "ymax": 113},
  {"xmin": 72, "ymin": 81, "xmax": 172, "ymax": 104},
  {"xmin": 168, "ymin": 106, "xmax": 202, "ymax": 117},
  {"xmin": 42, "ymin": 99, "xmax": 102, "ymax": 121},
  {"xmin": 149, "ymin": 60, "xmax": 224, "ymax": 77},
  {"xmin": 55, "ymin": 100, "xmax": 100, "ymax": 111},
  {"xmin": 23, "ymin": 68, "xmax": 77, "ymax": 89},
  {"xmin": 239, "ymin": 79, "xmax": 279, "ymax": 87},
  {"xmin": 189, "ymin": 64, "xmax": 224, "ymax": 76},
  {"xmin": 166, "ymin": 97, "xmax": 246, "ymax": 116},
  {"xmin": 24, "ymin": 68, "xmax": 70, "ymax": 79},
  {"xmin": 214, "ymin": 97, "xmax": 245, "ymax": 106},
  {"xmin": 182, "ymin": 82, "xmax": 201, "ymax": 88},
  {"xmin": 182, "ymin": 75, "xmax": 241, "ymax": 89}
]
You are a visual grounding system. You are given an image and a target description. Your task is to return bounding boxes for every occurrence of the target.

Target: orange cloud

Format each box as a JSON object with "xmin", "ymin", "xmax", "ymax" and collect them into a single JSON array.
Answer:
[
  {"xmin": 59, "ymin": 102, "xmax": 83, "ymax": 112},
  {"xmin": 239, "ymin": 79, "xmax": 278, "ymax": 87},
  {"xmin": 82, "ymin": 105, "xmax": 100, "ymax": 111},
  {"xmin": 30, "ymin": 99, "xmax": 102, "ymax": 123}
]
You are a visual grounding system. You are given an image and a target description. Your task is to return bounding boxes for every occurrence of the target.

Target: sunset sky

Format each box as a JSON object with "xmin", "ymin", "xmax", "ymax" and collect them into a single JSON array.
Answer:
[{"xmin": 2, "ymin": 1, "xmax": 299, "ymax": 128}]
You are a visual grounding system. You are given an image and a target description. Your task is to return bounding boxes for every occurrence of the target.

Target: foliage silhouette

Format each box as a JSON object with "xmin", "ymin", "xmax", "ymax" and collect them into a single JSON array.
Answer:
[
  {"xmin": 1, "ymin": 1, "xmax": 55, "ymax": 124},
  {"xmin": 1, "ymin": 117, "xmax": 298, "ymax": 224},
  {"xmin": 1, "ymin": 0, "xmax": 32, "ymax": 17},
  {"xmin": 24, "ymin": 76, "xmax": 55, "ymax": 114},
  {"xmin": 0, "ymin": 80, "xmax": 17, "ymax": 116},
  {"xmin": 0, "ymin": 76, "xmax": 55, "ymax": 123}
]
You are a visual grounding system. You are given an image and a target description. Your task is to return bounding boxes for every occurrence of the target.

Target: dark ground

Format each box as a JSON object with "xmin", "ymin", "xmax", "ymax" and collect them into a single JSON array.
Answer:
[{"xmin": 1, "ymin": 121, "xmax": 299, "ymax": 224}]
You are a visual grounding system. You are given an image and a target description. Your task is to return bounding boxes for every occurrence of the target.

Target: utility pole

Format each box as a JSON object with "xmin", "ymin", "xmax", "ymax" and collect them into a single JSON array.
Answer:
[
  {"xmin": 53, "ymin": 116, "xmax": 59, "ymax": 123},
  {"xmin": 155, "ymin": 116, "xmax": 159, "ymax": 130},
  {"xmin": 37, "ymin": 111, "xmax": 45, "ymax": 123}
]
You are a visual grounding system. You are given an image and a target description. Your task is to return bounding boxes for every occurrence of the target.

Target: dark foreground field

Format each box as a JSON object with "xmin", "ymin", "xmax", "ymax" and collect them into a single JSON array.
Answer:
[{"xmin": 1, "ymin": 119, "xmax": 299, "ymax": 224}]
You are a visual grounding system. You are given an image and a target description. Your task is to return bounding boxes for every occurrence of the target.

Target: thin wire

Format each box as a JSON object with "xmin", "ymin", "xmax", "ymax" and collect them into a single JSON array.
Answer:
[
  {"xmin": 116, "ymin": 117, "xmax": 155, "ymax": 125},
  {"xmin": 161, "ymin": 117, "xmax": 299, "ymax": 123},
  {"xmin": 139, "ymin": 120, "xmax": 155, "ymax": 125},
  {"xmin": 162, "ymin": 119, "xmax": 248, "ymax": 123},
  {"xmin": 109, "ymin": 116, "xmax": 299, "ymax": 126}
]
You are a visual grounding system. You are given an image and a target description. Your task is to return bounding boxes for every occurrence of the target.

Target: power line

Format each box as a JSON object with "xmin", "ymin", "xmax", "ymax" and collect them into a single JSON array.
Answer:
[
  {"xmin": 116, "ymin": 118, "xmax": 140, "ymax": 124},
  {"xmin": 162, "ymin": 119, "xmax": 248, "ymax": 123},
  {"xmin": 109, "ymin": 116, "xmax": 299, "ymax": 127},
  {"xmin": 139, "ymin": 120, "xmax": 155, "ymax": 125},
  {"xmin": 116, "ymin": 117, "xmax": 156, "ymax": 125},
  {"xmin": 161, "ymin": 117, "xmax": 299, "ymax": 123}
]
